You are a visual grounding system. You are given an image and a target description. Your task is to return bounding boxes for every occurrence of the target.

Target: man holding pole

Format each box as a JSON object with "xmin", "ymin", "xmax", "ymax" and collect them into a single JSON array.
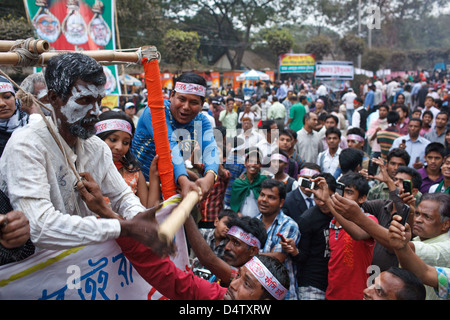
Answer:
[
  {"xmin": 0, "ymin": 52, "xmax": 171, "ymax": 255},
  {"xmin": 132, "ymin": 72, "xmax": 220, "ymax": 200}
]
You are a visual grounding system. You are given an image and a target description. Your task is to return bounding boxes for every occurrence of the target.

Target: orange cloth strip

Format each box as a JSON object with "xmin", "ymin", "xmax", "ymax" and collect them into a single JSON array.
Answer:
[{"xmin": 142, "ymin": 58, "xmax": 177, "ymax": 199}]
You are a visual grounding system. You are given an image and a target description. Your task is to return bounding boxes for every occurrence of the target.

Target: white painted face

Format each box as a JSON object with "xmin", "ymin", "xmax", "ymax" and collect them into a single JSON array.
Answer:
[{"xmin": 61, "ymin": 83, "xmax": 104, "ymax": 124}]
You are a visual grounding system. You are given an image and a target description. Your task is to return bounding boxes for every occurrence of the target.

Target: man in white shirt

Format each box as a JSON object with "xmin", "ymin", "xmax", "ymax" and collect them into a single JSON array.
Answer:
[
  {"xmin": 0, "ymin": 53, "xmax": 172, "ymax": 255},
  {"xmin": 295, "ymin": 112, "xmax": 323, "ymax": 163},
  {"xmin": 317, "ymin": 127, "xmax": 342, "ymax": 176},
  {"xmin": 341, "ymin": 88, "xmax": 357, "ymax": 125},
  {"xmin": 237, "ymin": 117, "xmax": 264, "ymax": 151}
]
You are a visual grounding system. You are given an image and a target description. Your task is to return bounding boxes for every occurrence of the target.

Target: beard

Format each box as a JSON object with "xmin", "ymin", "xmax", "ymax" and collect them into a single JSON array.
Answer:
[{"xmin": 69, "ymin": 115, "xmax": 99, "ymax": 140}]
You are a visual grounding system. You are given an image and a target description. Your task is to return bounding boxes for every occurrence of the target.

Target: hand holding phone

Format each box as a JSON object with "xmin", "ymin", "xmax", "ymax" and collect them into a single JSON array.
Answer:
[
  {"xmin": 277, "ymin": 232, "xmax": 287, "ymax": 242},
  {"xmin": 402, "ymin": 179, "xmax": 412, "ymax": 195}
]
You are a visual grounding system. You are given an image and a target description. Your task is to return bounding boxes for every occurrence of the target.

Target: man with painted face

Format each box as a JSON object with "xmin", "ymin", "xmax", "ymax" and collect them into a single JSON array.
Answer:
[
  {"xmin": 0, "ymin": 53, "xmax": 172, "ymax": 256},
  {"xmin": 132, "ymin": 72, "xmax": 219, "ymax": 200}
]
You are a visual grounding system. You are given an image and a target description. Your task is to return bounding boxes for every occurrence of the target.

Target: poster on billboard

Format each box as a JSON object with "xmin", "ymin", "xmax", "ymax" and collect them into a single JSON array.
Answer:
[
  {"xmin": 23, "ymin": 0, "xmax": 121, "ymax": 95},
  {"xmin": 315, "ymin": 61, "xmax": 354, "ymax": 80},
  {"xmin": 279, "ymin": 53, "xmax": 315, "ymax": 73}
]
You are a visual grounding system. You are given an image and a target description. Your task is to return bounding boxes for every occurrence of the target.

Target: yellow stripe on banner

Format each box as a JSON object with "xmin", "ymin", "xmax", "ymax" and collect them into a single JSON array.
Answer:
[{"xmin": 0, "ymin": 246, "xmax": 85, "ymax": 287}]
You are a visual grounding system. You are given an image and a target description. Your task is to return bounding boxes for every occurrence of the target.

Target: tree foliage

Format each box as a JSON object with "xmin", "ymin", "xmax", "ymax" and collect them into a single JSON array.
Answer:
[
  {"xmin": 162, "ymin": 29, "xmax": 200, "ymax": 72},
  {"xmin": 264, "ymin": 28, "xmax": 294, "ymax": 57},
  {"xmin": 338, "ymin": 34, "xmax": 365, "ymax": 63},
  {"xmin": 0, "ymin": 14, "xmax": 34, "ymax": 41},
  {"xmin": 305, "ymin": 35, "xmax": 333, "ymax": 61}
]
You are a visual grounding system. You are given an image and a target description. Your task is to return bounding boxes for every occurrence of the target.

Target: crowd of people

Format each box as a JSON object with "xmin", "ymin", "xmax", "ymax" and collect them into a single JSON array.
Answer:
[{"xmin": 0, "ymin": 53, "xmax": 449, "ymax": 301}]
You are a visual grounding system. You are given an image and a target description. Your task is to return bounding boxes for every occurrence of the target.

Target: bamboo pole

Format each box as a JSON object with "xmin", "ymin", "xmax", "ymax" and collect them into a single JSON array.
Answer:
[
  {"xmin": 158, "ymin": 191, "xmax": 200, "ymax": 245},
  {"xmin": 0, "ymin": 50, "xmax": 141, "ymax": 66},
  {"xmin": 0, "ymin": 39, "xmax": 50, "ymax": 53}
]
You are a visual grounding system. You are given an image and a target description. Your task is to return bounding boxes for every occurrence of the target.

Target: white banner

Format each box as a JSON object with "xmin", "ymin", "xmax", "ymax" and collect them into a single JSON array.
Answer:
[
  {"xmin": 0, "ymin": 195, "xmax": 189, "ymax": 300},
  {"xmin": 316, "ymin": 61, "xmax": 354, "ymax": 80}
]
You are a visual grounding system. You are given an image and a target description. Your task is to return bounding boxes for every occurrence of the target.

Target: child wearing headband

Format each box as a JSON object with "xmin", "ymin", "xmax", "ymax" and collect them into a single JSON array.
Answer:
[{"xmin": 96, "ymin": 110, "xmax": 160, "ymax": 208}]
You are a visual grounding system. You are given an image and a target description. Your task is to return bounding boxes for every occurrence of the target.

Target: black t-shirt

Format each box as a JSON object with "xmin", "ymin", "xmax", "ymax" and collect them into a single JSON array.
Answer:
[{"xmin": 292, "ymin": 206, "xmax": 332, "ymax": 292}]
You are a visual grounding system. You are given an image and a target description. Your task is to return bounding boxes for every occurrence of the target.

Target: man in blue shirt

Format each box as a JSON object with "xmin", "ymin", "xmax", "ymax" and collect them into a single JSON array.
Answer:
[
  {"xmin": 132, "ymin": 73, "xmax": 219, "ymax": 199},
  {"xmin": 255, "ymin": 179, "xmax": 301, "ymax": 300},
  {"xmin": 364, "ymin": 84, "xmax": 376, "ymax": 112}
]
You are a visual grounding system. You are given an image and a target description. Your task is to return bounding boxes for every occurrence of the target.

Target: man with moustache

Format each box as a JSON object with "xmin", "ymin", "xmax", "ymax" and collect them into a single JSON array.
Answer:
[
  {"xmin": 0, "ymin": 52, "xmax": 171, "ymax": 256},
  {"xmin": 184, "ymin": 214, "xmax": 267, "ymax": 286}
]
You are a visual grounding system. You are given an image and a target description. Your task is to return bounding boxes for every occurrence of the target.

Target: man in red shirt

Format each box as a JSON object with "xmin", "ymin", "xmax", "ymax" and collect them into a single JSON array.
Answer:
[
  {"xmin": 309, "ymin": 172, "xmax": 378, "ymax": 300},
  {"xmin": 116, "ymin": 236, "xmax": 289, "ymax": 300}
]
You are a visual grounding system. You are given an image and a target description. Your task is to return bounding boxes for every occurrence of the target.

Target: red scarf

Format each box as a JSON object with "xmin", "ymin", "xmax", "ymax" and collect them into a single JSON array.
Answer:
[{"xmin": 114, "ymin": 161, "xmax": 123, "ymax": 171}]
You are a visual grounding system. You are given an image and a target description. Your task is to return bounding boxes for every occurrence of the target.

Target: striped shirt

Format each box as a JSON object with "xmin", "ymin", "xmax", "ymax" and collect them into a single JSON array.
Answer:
[
  {"xmin": 435, "ymin": 267, "xmax": 450, "ymax": 300},
  {"xmin": 377, "ymin": 127, "xmax": 401, "ymax": 159},
  {"xmin": 258, "ymin": 210, "xmax": 301, "ymax": 300}
]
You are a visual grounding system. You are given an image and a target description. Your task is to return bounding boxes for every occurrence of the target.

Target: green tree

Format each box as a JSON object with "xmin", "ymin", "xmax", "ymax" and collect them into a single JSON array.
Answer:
[
  {"xmin": 362, "ymin": 48, "xmax": 388, "ymax": 72},
  {"xmin": 0, "ymin": 14, "xmax": 34, "ymax": 40},
  {"xmin": 305, "ymin": 35, "xmax": 332, "ymax": 61},
  {"xmin": 161, "ymin": 0, "xmax": 295, "ymax": 70},
  {"xmin": 162, "ymin": 29, "xmax": 200, "ymax": 72},
  {"xmin": 116, "ymin": 0, "xmax": 166, "ymax": 49},
  {"xmin": 407, "ymin": 49, "xmax": 426, "ymax": 71},
  {"xmin": 338, "ymin": 34, "xmax": 365, "ymax": 63},
  {"xmin": 389, "ymin": 50, "xmax": 407, "ymax": 71}
]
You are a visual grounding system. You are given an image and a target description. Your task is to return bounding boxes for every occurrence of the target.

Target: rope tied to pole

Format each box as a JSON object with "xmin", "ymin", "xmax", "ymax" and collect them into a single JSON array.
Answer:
[{"xmin": 8, "ymin": 38, "xmax": 44, "ymax": 70}]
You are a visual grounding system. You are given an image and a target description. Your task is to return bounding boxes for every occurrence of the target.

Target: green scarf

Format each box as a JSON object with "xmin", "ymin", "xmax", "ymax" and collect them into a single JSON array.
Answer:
[
  {"xmin": 230, "ymin": 172, "xmax": 267, "ymax": 213},
  {"xmin": 434, "ymin": 180, "xmax": 450, "ymax": 194}
]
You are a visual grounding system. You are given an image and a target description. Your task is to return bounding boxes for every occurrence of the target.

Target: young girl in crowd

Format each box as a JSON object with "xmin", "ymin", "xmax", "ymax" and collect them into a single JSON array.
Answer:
[{"xmin": 95, "ymin": 110, "xmax": 160, "ymax": 208}]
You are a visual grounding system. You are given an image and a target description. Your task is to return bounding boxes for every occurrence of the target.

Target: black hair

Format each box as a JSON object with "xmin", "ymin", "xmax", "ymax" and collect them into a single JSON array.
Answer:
[
  {"xmin": 254, "ymin": 254, "xmax": 290, "ymax": 300},
  {"xmin": 386, "ymin": 267, "xmax": 425, "ymax": 300},
  {"xmin": 325, "ymin": 113, "xmax": 339, "ymax": 126},
  {"xmin": 228, "ymin": 216, "xmax": 267, "ymax": 249},
  {"xmin": 313, "ymin": 172, "xmax": 337, "ymax": 193},
  {"xmin": 45, "ymin": 52, "xmax": 106, "ymax": 103},
  {"xmin": 409, "ymin": 117, "xmax": 423, "ymax": 126},
  {"xmin": 279, "ymin": 129, "xmax": 293, "ymax": 139},
  {"xmin": 422, "ymin": 111, "xmax": 433, "ymax": 120},
  {"xmin": 325, "ymin": 126, "xmax": 341, "ymax": 139},
  {"xmin": 436, "ymin": 111, "xmax": 449, "ymax": 121},
  {"xmin": 347, "ymin": 127, "xmax": 365, "ymax": 139},
  {"xmin": 378, "ymin": 104, "xmax": 389, "ymax": 112},
  {"xmin": 338, "ymin": 172, "xmax": 370, "ymax": 197},
  {"xmin": 396, "ymin": 166, "xmax": 422, "ymax": 190},
  {"xmin": 245, "ymin": 147, "xmax": 263, "ymax": 164},
  {"xmin": 97, "ymin": 110, "xmax": 141, "ymax": 172},
  {"xmin": 172, "ymin": 72, "xmax": 207, "ymax": 103},
  {"xmin": 394, "ymin": 104, "xmax": 409, "ymax": 116},
  {"xmin": 218, "ymin": 209, "xmax": 239, "ymax": 223},
  {"xmin": 425, "ymin": 142, "xmax": 446, "ymax": 157},
  {"xmin": 261, "ymin": 179, "xmax": 286, "ymax": 200},
  {"xmin": 339, "ymin": 148, "xmax": 364, "ymax": 173},
  {"xmin": 261, "ymin": 120, "xmax": 276, "ymax": 131},
  {"xmin": 285, "ymin": 128, "xmax": 297, "ymax": 140},
  {"xmin": 387, "ymin": 111, "xmax": 400, "ymax": 125},
  {"xmin": 387, "ymin": 148, "xmax": 410, "ymax": 166}
]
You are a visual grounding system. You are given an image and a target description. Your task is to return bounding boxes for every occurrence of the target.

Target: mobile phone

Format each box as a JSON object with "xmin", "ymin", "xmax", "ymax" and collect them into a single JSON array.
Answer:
[
  {"xmin": 402, "ymin": 179, "xmax": 412, "ymax": 194},
  {"xmin": 397, "ymin": 205, "xmax": 410, "ymax": 226},
  {"xmin": 277, "ymin": 232, "xmax": 287, "ymax": 242},
  {"xmin": 299, "ymin": 177, "xmax": 314, "ymax": 190},
  {"xmin": 335, "ymin": 182, "xmax": 345, "ymax": 196},
  {"xmin": 368, "ymin": 160, "xmax": 378, "ymax": 176},
  {"xmin": 415, "ymin": 156, "xmax": 420, "ymax": 163}
]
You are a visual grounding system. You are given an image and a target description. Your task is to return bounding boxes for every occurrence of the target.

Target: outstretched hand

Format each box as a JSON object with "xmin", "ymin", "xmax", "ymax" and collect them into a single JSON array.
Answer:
[{"xmin": 121, "ymin": 203, "xmax": 176, "ymax": 257}]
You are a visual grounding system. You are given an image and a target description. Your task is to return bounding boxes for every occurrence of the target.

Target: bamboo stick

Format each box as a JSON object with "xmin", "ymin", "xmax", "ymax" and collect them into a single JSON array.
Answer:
[
  {"xmin": 158, "ymin": 191, "xmax": 200, "ymax": 245},
  {"xmin": 0, "ymin": 39, "xmax": 50, "ymax": 53}
]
